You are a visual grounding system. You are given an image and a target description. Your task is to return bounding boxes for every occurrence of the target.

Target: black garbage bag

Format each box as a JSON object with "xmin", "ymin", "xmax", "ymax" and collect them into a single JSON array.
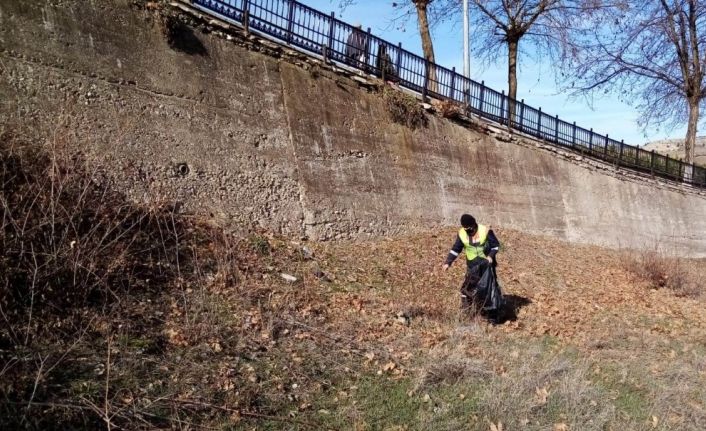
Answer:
[{"xmin": 474, "ymin": 265, "xmax": 504, "ymax": 312}]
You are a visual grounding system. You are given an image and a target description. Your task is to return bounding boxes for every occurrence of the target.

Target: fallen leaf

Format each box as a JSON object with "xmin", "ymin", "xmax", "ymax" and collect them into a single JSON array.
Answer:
[
  {"xmin": 535, "ymin": 386, "xmax": 550, "ymax": 405},
  {"xmin": 489, "ymin": 421, "xmax": 503, "ymax": 431},
  {"xmin": 553, "ymin": 423, "xmax": 568, "ymax": 431}
]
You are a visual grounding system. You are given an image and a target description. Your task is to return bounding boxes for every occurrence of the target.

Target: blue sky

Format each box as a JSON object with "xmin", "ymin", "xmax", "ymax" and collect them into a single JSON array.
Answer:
[{"xmin": 304, "ymin": 0, "xmax": 688, "ymax": 146}]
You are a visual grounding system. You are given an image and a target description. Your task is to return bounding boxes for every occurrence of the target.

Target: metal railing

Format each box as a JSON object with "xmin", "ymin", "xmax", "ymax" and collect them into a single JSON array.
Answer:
[{"xmin": 191, "ymin": 0, "xmax": 706, "ymax": 188}]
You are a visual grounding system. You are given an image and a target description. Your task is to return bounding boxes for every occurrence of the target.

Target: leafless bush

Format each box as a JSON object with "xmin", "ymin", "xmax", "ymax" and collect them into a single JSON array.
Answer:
[
  {"xmin": 380, "ymin": 86, "xmax": 428, "ymax": 130},
  {"xmin": 0, "ymin": 123, "xmax": 352, "ymax": 429},
  {"xmin": 0, "ymin": 132, "xmax": 189, "ymax": 332},
  {"xmin": 0, "ymin": 128, "xmax": 245, "ymax": 429},
  {"xmin": 624, "ymin": 249, "xmax": 700, "ymax": 298}
]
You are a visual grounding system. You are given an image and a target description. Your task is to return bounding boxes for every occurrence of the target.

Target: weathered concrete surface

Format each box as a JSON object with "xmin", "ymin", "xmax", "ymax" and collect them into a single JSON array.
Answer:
[
  {"xmin": 2, "ymin": 0, "xmax": 706, "ymax": 255},
  {"xmin": 0, "ymin": 0, "xmax": 304, "ymax": 235}
]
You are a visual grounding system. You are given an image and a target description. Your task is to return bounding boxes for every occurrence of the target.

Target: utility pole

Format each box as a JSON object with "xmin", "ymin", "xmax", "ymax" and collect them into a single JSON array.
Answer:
[
  {"xmin": 462, "ymin": 0, "xmax": 470, "ymax": 105},
  {"xmin": 463, "ymin": 0, "xmax": 470, "ymax": 79}
]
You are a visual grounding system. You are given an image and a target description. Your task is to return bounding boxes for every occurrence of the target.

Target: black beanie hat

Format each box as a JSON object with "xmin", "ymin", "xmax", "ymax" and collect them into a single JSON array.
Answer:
[{"xmin": 460, "ymin": 214, "xmax": 476, "ymax": 228}]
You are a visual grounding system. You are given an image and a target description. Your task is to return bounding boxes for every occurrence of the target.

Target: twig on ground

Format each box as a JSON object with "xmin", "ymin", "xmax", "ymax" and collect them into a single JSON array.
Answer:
[
  {"xmin": 104, "ymin": 335, "xmax": 113, "ymax": 431},
  {"xmin": 22, "ymin": 353, "xmax": 48, "ymax": 425},
  {"xmin": 168, "ymin": 398, "xmax": 320, "ymax": 428}
]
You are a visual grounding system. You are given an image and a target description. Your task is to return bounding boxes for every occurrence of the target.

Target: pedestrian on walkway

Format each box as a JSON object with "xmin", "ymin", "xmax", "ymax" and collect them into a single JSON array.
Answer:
[
  {"xmin": 345, "ymin": 23, "xmax": 368, "ymax": 71},
  {"xmin": 375, "ymin": 43, "xmax": 398, "ymax": 83}
]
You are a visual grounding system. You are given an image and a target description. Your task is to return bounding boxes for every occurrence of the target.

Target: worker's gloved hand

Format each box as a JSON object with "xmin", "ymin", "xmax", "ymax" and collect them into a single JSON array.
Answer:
[
  {"xmin": 442, "ymin": 263, "xmax": 450, "ymax": 271},
  {"xmin": 486, "ymin": 257, "xmax": 493, "ymax": 263}
]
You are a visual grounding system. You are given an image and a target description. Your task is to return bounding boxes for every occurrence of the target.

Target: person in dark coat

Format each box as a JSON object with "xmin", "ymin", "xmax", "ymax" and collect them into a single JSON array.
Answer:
[
  {"xmin": 442, "ymin": 214, "xmax": 501, "ymax": 321},
  {"xmin": 375, "ymin": 43, "xmax": 398, "ymax": 82},
  {"xmin": 345, "ymin": 23, "xmax": 368, "ymax": 69}
]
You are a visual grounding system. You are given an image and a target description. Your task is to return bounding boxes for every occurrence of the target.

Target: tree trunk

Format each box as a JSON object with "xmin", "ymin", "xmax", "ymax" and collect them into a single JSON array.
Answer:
[
  {"xmin": 507, "ymin": 38, "xmax": 519, "ymax": 125},
  {"xmin": 415, "ymin": 1, "xmax": 437, "ymax": 93},
  {"xmin": 683, "ymin": 98, "xmax": 699, "ymax": 180}
]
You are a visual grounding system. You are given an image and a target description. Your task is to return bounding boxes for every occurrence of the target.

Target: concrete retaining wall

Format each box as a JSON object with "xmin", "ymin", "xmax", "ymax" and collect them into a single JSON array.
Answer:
[{"xmin": 2, "ymin": 0, "xmax": 705, "ymax": 255}]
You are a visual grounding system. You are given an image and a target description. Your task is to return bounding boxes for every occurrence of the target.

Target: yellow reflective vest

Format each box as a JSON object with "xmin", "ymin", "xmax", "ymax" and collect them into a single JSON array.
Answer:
[{"xmin": 458, "ymin": 224, "xmax": 489, "ymax": 261}]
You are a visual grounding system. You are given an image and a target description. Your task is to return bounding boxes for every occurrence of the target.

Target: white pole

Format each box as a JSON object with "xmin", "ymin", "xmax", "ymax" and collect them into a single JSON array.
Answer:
[{"xmin": 463, "ymin": 0, "xmax": 470, "ymax": 79}]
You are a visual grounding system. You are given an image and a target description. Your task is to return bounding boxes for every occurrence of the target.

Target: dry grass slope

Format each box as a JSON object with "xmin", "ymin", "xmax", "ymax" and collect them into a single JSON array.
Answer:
[{"xmin": 2, "ymin": 129, "xmax": 706, "ymax": 430}]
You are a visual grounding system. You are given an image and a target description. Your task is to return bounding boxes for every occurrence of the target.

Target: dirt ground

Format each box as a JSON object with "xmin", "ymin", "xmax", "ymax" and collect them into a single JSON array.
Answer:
[
  {"xmin": 206, "ymin": 227, "xmax": 706, "ymax": 430},
  {"xmin": 6, "ymin": 222, "xmax": 706, "ymax": 430}
]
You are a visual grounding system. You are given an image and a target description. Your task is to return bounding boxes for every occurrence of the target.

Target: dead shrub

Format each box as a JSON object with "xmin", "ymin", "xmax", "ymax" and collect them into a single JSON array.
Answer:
[
  {"xmin": 158, "ymin": 14, "xmax": 180, "ymax": 44},
  {"xmin": 0, "ymin": 136, "xmax": 190, "ymax": 326},
  {"xmin": 624, "ymin": 250, "xmax": 699, "ymax": 297},
  {"xmin": 0, "ymin": 130, "xmax": 245, "ymax": 429},
  {"xmin": 435, "ymin": 99, "xmax": 464, "ymax": 119},
  {"xmin": 380, "ymin": 86, "xmax": 428, "ymax": 130},
  {"xmin": 0, "ymin": 125, "xmax": 352, "ymax": 430}
]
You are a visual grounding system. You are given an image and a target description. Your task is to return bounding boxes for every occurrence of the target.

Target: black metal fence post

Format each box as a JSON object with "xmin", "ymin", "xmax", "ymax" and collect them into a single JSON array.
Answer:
[
  {"xmin": 479, "ymin": 81, "xmax": 485, "ymax": 113},
  {"xmin": 500, "ymin": 90, "xmax": 506, "ymax": 125},
  {"xmin": 634, "ymin": 142, "xmax": 639, "ymax": 167},
  {"xmin": 364, "ymin": 27, "xmax": 371, "ymax": 70},
  {"xmin": 422, "ymin": 59, "xmax": 429, "ymax": 102},
  {"xmin": 450, "ymin": 67, "xmax": 456, "ymax": 101},
  {"xmin": 665, "ymin": 157, "xmax": 671, "ymax": 179},
  {"xmin": 286, "ymin": 0, "xmax": 295, "ymax": 44},
  {"xmin": 572, "ymin": 122, "xmax": 577, "ymax": 148},
  {"xmin": 518, "ymin": 99, "xmax": 525, "ymax": 132},
  {"xmin": 603, "ymin": 134, "xmax": 609, "ymax": 157},
  {"xmin": 328, "ymin": 12, "xmax": 335, "ymax": 50},
  {"xmin": 537, "ymin": 107, "xmax": 542, "ymax": 137},
  {"xmin": 618, "ymin": 139, "xmax": 624, "ymax": 164},
  {"xmin": 650, "ymin": 150, "xmax": 655, "ymax": 176},
  {"xmin": 554, "ymin": 115, "xmax": 559, "ymax": 144},
  {"xmin": 588, "ymin": 128, "xmax": 593, "ymax": 154},
  {"xmin": 395, "ymin": 42, "xmax": 402, "ymax": 77}
]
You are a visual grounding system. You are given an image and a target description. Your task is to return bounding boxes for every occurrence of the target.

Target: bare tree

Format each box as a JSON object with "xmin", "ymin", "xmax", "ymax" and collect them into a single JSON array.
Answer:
[
  {"xmin": 337, "ymin": 1, "xmax": 582, "ymax": 108},
  {"xmin": 568, "ymin": 0, "xmax": 706, "ymax": 165},
  {"xmin": 412, "ymin": 0, "xmax": 438, "ymax": 89},
  {"xmin": 466, "ymin": 0, "xmax": 578, "ymax": 119},
  {"xmin": 390, "ymin": 0, "xmax": 441, "ymax": 90}
]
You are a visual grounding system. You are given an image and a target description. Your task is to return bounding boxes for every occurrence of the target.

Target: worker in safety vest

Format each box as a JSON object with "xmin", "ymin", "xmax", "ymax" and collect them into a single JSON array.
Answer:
[{"xmin": 442, "ymin": 214, "xmax": 500, "ymax": 313}]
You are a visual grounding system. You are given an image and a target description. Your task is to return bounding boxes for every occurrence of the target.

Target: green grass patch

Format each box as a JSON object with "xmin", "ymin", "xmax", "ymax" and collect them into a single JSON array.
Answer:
[{"xmin": 593, "ymin": 364, "xmax": 651, "ymax": 422}]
